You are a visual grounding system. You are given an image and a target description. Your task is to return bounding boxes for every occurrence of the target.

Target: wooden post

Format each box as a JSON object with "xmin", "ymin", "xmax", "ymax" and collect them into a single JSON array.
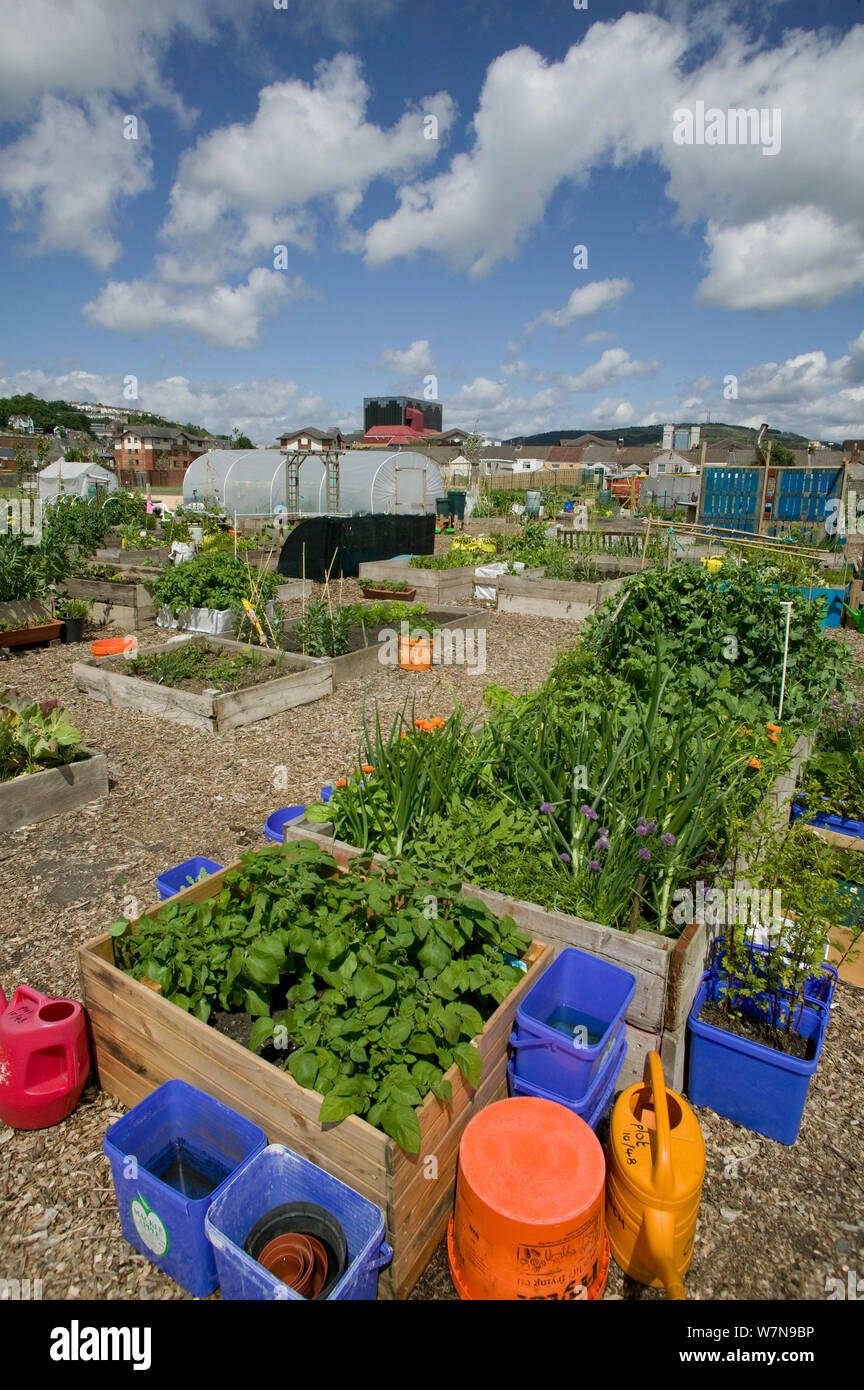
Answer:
[
  {"xmin": 666, "ymin": 529, "xmax": 673, "ymax": 572},
  {"xmin": 641, "ymin": 516, "xmax": 652, "ymax": 570}
]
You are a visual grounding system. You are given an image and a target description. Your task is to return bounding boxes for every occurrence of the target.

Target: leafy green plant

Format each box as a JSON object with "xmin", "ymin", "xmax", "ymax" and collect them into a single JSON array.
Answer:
[
  {"xmin": 152, "ymin": 554, "xmax": 278, "ymax": 617},
  {"xmin": 360, "ymin": 578, "xmax": 414, "ymax": 592},
  {"xmin": 0, "ymin": 699, "xmax": 83, "ymax": 781},
  {"xmin": 57, "ymin": 597, "xmax": 92, "ymax": 620},
  {"xmin": 126, "ymin": 642, "xmax": 279, "ymax": 690},
  {"xmin": 293, "ymin": 598, "xmax": 353, "ymax": 657},
  {"xmin": 110, "ymin": 841, "xmax": 532, "ymax": 1151}
]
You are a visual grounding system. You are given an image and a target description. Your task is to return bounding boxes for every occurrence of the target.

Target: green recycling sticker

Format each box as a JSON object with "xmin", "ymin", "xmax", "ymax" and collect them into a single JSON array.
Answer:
[{"xmin": 130, "ymin": 1195, "xmax": 170, "ymax": 1257}]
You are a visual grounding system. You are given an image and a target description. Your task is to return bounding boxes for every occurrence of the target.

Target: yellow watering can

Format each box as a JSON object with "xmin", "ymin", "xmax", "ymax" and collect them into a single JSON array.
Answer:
[{"xmin": 605, "ymin": 1051, "xmax": 705, "ymax": 1300}]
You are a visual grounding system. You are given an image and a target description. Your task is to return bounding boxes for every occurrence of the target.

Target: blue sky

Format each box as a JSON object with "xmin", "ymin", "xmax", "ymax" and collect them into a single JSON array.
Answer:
[{"xmin": 0, "ymin": 0, "xmax": 863, "ymax": 442}]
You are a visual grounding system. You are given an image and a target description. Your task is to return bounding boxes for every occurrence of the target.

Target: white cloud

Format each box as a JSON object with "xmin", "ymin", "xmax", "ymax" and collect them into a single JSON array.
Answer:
[
  {"xmin": 564, "ymin": 349, "xmax": 659, "ymax": 394},
  {"xmin": 375, "ymin": 340, "xmax": 436, "ymax": 375},
  {"xmin": 362, "ymin": 15, "xmax": 864, "ymax": 313},
  {"xmin": 587, "ymin": 398, "xmax": 636, "ymax": 426},
  {"xmin": 83, "ymin": 269, "xmax": 311, "ymax": 349},
  {"xmin": 526, "ymin": 279, "xmax": 632, "ymax": 333},
  {"xmin": 0, "ymin": 97, "xmax": 152, "ymax": 269},
  {"xmin": 581, "ymin": 330, "xmax": 617, "ymax": 346},
  {"xmin": 158, "ymin": 55, "xmax": 455, "ymax": 283}
]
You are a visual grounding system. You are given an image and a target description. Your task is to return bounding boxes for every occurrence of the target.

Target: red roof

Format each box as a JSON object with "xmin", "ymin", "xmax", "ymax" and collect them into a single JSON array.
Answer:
[{"xmin": 362, "ymin": 425, "xmax": 438, "ymax": 443}]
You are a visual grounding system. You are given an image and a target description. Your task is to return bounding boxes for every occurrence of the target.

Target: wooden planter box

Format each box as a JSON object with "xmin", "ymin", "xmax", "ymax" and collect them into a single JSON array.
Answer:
[
  {"xmin": 63, "ymin": 577, "xmax": 156, "ymax": 630},
  {"xmin": 78, "ymin": 863, "xmax": 552, "ymax": 1299},
  {"xmin": 358, "ymin": 560, "xmax": 476, "ymax": 605},
  {"xmin": 0, "ymin": 748, "xmax": 108, "ymax": 832},
  {"xmin": 283, "ymin": 823, "xmax": 702, "ymax": 1091},
  {"xmin": 73, "ymin": 636, "xmax": 332, "ymax": 733},
  {"xmin": 283, "ymin": 605, "xmax": 489, "ymax": 689},
  {"xmin": 361, "ymin": 586, "xmax": 417, "ymax": 602},
  {"xmin": 96, "ymin": 546, "xmax": 172, "ymax": 565},
  {"xmin": 496, "ymin": 573, "xmax": 627, "ymax": 621}
]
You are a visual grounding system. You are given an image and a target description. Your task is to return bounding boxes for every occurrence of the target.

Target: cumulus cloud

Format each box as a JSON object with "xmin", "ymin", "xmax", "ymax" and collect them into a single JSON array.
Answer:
[
  {"xmin": 375, "ymin": 340, "xmax": 436, "ymax": 375},
  {"xmin": 83, "ymin": 269, "xmax": 312, "ymax": 349},
  {"xmin": 0, "ymin": 97, "xmax": 152, "ymax": 269},
  {"xmin": 581, "ymin": 330, "xmax": 618, "ymax": 346},
  {"xmin": 526, "ymin": 279, "xmax": 632, "ymax": 333},
  {"xmin": 588, "ymin": 398, "xmax": 636, "ymax": 426},
  {"xmin": 362, "ymin": 14, "xmax": 864, "ymax": 312},
  {"xmin": 564, "ymin": 349, "xmax": 659, "ymax": 393},
  {"xmin": 158, "ymin": 54, "xmax": 455, "ymax": 283}
]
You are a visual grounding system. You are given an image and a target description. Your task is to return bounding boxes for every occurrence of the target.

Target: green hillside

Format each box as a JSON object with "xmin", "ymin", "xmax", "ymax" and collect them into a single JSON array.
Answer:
[{"xmin": 509, "ymin": 423, "xmax": 840, "ymax": 449}]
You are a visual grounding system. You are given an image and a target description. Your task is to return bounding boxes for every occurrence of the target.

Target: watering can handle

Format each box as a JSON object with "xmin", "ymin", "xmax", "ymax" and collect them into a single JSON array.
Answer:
[{"xmin": 644, "ymin": 1051, "xmax": 673, "ymax": 1194}]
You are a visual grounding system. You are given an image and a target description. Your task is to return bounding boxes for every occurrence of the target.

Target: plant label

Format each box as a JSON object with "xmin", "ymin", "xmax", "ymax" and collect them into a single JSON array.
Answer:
[{"xmin": 130, "ymin": 1196, "xmax": 169, "ymax": 1257}]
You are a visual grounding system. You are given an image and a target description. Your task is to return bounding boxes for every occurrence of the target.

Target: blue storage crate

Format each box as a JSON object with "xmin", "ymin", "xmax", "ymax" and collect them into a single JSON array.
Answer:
[
  {"xmin": 103, "ymin": 1080, "xmax": 267, "ymax": 1297},
  {"xmin": 509, "ymin": 947, "xmax": 636, "ymax": 1101},
  {"xmin": 791, "ymin": 796, "xmax": 864, "ymax": 840},
  {"xmin": 205, "ymin": 1145, "xmax": 392, "ymax": 1300},
  {"xmin": 263, "ymin": 806, "xmax": 306, "ymax": 842},
  {"xmin": 156, "ymin": 857, "xmax": 223, "ymax": 901},
  {"xmin": 507, "ymin": 1030, "xmax": 627, "ymax": 1131},
  {"xmin": 687, "ymin": 973, "xmax": 828, "ymax": 1145}
]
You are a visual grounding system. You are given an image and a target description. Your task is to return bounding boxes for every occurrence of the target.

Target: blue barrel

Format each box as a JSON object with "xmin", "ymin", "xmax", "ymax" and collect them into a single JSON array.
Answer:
[
  {"xmin": 507, "ymin": 1031, "xmax": 627, "ymax": 1131},
  {"xmin": 156, "ymin": 856, "xmax": 223, "ymax": 901},
  {"xmin": 263, "ymin": 806, "xmax": 306, "ymax": 842},
  {"xmin": 205, "ymin": 1145, "xmax": 392, "ymax": 1300},
  {"xmin": 103, "ymin": 1080, "xmax": 267, "ymax": 1298},
  {"xmin": 509, "ymin": 947, "xmax": 635, "ymax": 1101}
]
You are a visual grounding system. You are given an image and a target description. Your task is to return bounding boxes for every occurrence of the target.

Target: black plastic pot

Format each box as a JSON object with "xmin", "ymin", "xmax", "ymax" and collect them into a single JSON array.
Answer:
[
  {"xmin": 244, "ymin": 1201, "xmax": 348, "ymax": 1298},
  {"xmin": 60, "ymin": 617, "xmax": 85, "ymax": 644}
]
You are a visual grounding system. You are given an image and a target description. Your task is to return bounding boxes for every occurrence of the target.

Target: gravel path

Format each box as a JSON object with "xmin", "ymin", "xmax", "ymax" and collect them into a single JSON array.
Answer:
[{"xmin": 1, "ymin": 602, "xmax": 862, "ymax": 1302}]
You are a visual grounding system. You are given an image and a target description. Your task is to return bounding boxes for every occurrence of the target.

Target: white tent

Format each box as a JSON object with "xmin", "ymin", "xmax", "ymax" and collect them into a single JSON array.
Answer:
[{"xmin": 38, "ymin": 459, "xmax": 117, "ymax": 503}]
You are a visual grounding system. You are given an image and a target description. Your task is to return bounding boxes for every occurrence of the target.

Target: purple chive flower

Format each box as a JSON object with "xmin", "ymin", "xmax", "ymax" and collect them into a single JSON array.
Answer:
[
  {"xmin": 637, "ymin": 816, "xmax": 647, "ymax": 827},
  {"xmin": 559, "ymin": 852, "xmax": 571, "ymax": 864},
  {"xmin": 540, "ymin": 802, "xmax": 554, "ymax": 814},
  {"xmin": 636, "ymin": 824, "xmax": 648, "ymax": 836},
  {"xmin": 589, "ymin": 859, "xmax": 602, "ymax": 873},
  {"xmin": 661, "ymin": 832, "xmax": 676, "ymax": 847},
  {"xmin": 597, "ymin": 826, "xmax": 609, "ymax": 837},
  {"xmin": 580, "ymin": 804, "xmax": 598, "ymax": 820},
  {"xmin": 596, "ymin": 836, "xmax": 610, "ymax": 852},
  {"xmin": 645, "ymin": 822, "xmax": 658, "ymax": 835},
  {"xmin": 638, "ymin": 847, "xmax": 652, "ymax": 862}
]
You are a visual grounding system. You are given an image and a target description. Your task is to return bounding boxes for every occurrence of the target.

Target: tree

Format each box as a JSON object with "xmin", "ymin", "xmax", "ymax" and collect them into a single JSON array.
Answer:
[
  {"xmin": 14, "ymin": 447, "xmax": 30, "ymax": 489},
  {"xmin": 231, "ymin": 429, "xmax": 255, "ymax": 449}
]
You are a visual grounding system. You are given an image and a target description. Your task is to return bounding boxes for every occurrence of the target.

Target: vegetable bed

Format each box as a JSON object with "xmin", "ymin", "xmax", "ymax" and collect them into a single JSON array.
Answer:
[
  {"xmin": 73, "ymin": 636, "xmax": 332, "ymax": 733},
  {"xmin": 0, "ymin": 695, "xmax": 108, "ymax": 831},
  {"xmin": 79, "ymin": 841, "xmax": 552, "ymax": 1299}
]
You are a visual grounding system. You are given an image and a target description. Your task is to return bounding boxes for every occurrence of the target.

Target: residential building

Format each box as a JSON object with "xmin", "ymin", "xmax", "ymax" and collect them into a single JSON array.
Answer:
[
  {"xmin": 278, "ymin": 427, "xmax": 343, "ymax": 451},
  {"xmin": 7, "ymin": 415, "xmax": 35, "ymax": 433},
  {"xmin": 114, "ymin": 426, "xmax": 212, "ymax": 487},
  {"xmin": 363, "ymin": 395, "xmax": 443, "ymax": 437}
]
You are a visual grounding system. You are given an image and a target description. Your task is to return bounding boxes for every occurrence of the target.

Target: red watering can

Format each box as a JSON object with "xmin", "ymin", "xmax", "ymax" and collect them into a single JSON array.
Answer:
[{"xmin": 0, "ymin": 984, "xmax": 90, "ymax": 1129}]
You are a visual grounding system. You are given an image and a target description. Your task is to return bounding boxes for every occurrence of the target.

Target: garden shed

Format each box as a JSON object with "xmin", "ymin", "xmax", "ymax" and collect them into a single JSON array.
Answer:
[
  {"xmin": 38, "ymin": 459, "xmax": 117, "ymax": 503},
  {"xmin": 183, "ymin": 449, "xmax": 445, "ymax": 517}
]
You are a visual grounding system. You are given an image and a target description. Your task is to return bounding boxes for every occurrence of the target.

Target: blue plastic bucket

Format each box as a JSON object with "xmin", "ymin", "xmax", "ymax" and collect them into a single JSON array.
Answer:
[
  {"xmin": 156, "ymin": 856, "xmax": 223, "ymax": 902},
  {"xmin": 709, "ymin": 937, "xmax": 838, "ymax": 1010},
  {"xmin": 687, "ymin": 973, "xmax": 828, "ymax": 1145},
  {"xmin": 321, "ymin": 785, "xmax": 334, "ymax": 803},
  {"xmin": 103, "ymin": 1080, "xmax": 267, "ymax": 1297},
  {"xmin": 205, "ymin": 1145, "xmax": 392, "ymax": 1300},
  {"xmin": 263, "ymin": 806, "xmax": 306, "ymax": 843},
  {"xmin": 510, "ymin": 947, "xmax": 636, "ymax": 1101},
  {"xmin": 507, "ymin": 1030, "xmax": 627, "ymax": 1131}
]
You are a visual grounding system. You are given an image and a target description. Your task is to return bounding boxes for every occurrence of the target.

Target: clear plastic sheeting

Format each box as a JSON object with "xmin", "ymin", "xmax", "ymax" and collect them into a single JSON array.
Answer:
[{"xmin": 182, "ymin": 450, "xmax": 445, "ymax": 517}]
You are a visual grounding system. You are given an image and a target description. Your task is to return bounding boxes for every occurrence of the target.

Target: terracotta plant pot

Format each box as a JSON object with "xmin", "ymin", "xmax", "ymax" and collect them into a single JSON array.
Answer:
[
  {"xmin": 361, "ymin": 586, "xmax": 417, "ymax": 602},
  {"xmin": 243, "ymin": 1200, "xmax": 348, "ymax": 1300},
  {"xmin": 257, "ymin": 1233, "xmax": 329, "ymax": 1297},
  {"xmin": 0, "ymin": 620, "xmax": 64, "ymax": 649}
]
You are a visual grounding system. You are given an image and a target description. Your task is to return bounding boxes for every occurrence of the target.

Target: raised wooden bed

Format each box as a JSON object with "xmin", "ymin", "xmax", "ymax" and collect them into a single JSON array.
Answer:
[
  {"xmin": 63, "ymin": 577, "xmax": 156, "ymax": 629},
  {"xmin": 496, "ymin": 573, "xmax": 628, "ymax": 621},
  {"xmin": 96, "ymin": 546, "xmax": 172, "ymax": 565},
  {"xmin": 283, "ymin": 822, "xmax": 702, "ymax": 1091},
  {"xmin": 283, "ymin": 605, "xmax": 489, "ymax": 689},
  {"xmin": 0, "ymin": 748, "xmax": 108, "ymax": 832},
  {"xmin": 78, "ymin": 862, "xmax": 552, "ymax": 1299},
  {"xmin": 358, "ymin": 559, "xmax": 476, "ymax": 605},
  {"xmin": 361, "ymin": 585, "xmax": 417, "ymax": 602},
  {"xmin": 73, "ymin": 635, "xmax": 332, "ymax": 733}
]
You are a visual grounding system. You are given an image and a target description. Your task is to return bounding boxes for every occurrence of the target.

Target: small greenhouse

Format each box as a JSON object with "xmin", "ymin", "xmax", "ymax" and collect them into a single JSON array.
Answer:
[
  {"xmin": 182, "ymin": 449, "xmax": 444, "ymax": 517},
  {"xmin": 38, "ymin": 459, "xmax": 118, "ymax": 503}
]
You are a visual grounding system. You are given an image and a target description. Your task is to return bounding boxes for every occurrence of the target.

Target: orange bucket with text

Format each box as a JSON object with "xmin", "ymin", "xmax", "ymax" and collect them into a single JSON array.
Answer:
[
  {"xmin": 447, "ymin": 1097, "xmax": 608, "ymax": 1301},
  {"xmin": 398, "ymin": 636, "xmax": 432, "ymax": 671}
]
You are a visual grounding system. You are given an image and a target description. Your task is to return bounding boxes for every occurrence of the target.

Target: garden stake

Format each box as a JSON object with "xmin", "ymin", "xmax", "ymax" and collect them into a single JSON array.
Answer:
[{"xmin": 777, "ymin": 600, "xmax": 793, "ymax": 720}]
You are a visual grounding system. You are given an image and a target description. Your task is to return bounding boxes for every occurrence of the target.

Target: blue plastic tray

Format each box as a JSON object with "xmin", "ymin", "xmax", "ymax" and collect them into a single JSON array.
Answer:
[{"xmin": 156, "ymin": 856, "xmax": 223, "ymax": 901}]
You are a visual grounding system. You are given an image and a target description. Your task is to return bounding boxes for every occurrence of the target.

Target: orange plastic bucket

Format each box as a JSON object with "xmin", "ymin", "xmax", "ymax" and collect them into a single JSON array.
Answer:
[
  {"xmin": 90, "ymin": 637, "xmax": 136, "ymax": 658},
  {"xmin": 447, "ymin": 1097, "xmax": 608, "ymax": 1301},
  {"xmin": 398, "ymin": 636, "xmax": 432, "ymax": 671}
]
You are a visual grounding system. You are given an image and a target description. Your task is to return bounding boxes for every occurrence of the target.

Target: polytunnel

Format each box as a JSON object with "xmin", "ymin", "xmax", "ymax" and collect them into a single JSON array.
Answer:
[{"xmin": 182, "ymin": 449, "xmax": 445, "ymax": 516}]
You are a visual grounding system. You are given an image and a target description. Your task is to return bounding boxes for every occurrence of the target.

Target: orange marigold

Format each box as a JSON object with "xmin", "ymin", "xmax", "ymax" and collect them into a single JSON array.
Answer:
[{"xmin": 747, "ymin": 758, "xmax": 763, "ymax": 769}]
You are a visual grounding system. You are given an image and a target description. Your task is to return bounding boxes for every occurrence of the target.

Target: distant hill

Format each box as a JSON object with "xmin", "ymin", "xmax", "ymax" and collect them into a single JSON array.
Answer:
[
  {"xmin": 506, "ymin": 423, "xmax": 842, "ymax": 450},
  {"xmin": 0, "ymin": 393, "xmax": 94, "ymax": 436}
]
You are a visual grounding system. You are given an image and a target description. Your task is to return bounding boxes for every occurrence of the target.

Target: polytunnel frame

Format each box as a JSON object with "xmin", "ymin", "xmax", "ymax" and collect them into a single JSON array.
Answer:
[{"xmin": 284, "ymin": 449, "xmax": 341, "ymax": 515}]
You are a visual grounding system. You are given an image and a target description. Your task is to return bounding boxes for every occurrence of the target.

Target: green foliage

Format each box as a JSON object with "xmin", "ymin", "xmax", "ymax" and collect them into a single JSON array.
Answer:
[
  {"xmin": 293, "ymin": 598, "xmax": 353, "ymax": 657},
  {"xmin": 0, "ymin": 393, "xmax": 93, "ymax": 436},
  {"xmin": 127, "ymin": 643, "xmax": 279, "ymax": 690},
  {"xmin": 56, "ymin": 597, "xmax": 92, "ymax": 620},
  {"xmin": 111, "ymin": 841, "xmax": 531, "ymax": 1149},
  {"xmin": 0, "ymin": 699, "xmax": 82, "ymax": 781},
  {"xmin": 409, "ymin": 551, "xmax": 477, "ymax": 569},
  {"xmin": 152, "ymin": 554, "xmax": 278, "ymax": 616},
  {"xmin": 0, "ymin": 530, "xmax": 72, "ymax": 602},
  {"xmin": 360, "ymin": 577, "xmax": 414, "ymax": 592}
]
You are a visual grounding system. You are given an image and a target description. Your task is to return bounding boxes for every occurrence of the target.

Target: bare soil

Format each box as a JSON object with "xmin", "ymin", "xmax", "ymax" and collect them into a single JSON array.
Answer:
[{"xmin": 699, "ymin": 1000, "xmax": 815, "ymax": 1061}]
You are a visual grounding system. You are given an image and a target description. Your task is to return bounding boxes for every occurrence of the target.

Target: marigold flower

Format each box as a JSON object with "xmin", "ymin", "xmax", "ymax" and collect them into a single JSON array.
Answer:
[
  {"xmin": 766, "ymin": 723, "xmax": 781, "ymax": 733},
  {"xmin": 336, "ymin": 779, "xmax": 348, "ymax": 786},
  {"xmin": 362, "ymin": 764, "xmax": 375, "ymax": 773},
  {"xmin": 747, "ymin": 758, "xmax": 762, "ymax": 769},
  {"xmin": 767, "ymin": 733, "xmax": 779, "ymax": 743}
]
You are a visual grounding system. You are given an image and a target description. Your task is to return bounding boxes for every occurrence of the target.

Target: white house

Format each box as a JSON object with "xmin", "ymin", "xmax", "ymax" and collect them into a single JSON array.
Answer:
[{"xmin": 8, "ymin": 415, "xmax": 35, "ymax": 433}]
